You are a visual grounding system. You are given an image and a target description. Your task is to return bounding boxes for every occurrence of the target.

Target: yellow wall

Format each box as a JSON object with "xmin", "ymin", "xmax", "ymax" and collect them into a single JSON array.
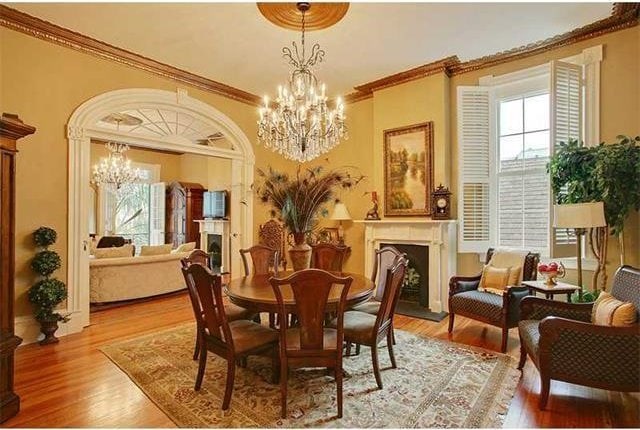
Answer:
[
  {"xmin": 0, "ymin": 27, "xmax": 290, "ymax": 317},
  {"xmin": 2, "ymin": 21, "xmax": 638, "ymax": 319}
]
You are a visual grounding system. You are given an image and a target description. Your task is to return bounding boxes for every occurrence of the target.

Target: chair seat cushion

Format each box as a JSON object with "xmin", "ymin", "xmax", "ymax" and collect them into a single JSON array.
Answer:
[
  {"xmin": 518, "ymin": 319, "xmax": 540, "ymax": 359},
  {"xmin": 225, "ymin": 302, "xmax": 255, "ymax": 322},
  {"xmin": 352, "ymin": 300, "xmax": 380, "ymax": 315},
  {"xmin": 225, "ymin": 320, "xmax": 279, "ymax": 354},
  {"xmin": 450, "ymin": 290, "xmax": 503, "ymax": 323},
  {"xmin": 336, "ymin": 310, "xmax": 378, "ymax": 345},
  {"xmin": 284, "ymin": 327, "xmax": 338, "ymax": 351}
]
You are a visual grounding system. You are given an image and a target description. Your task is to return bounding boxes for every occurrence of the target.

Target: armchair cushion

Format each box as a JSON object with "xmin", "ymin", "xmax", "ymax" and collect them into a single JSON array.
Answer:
[
  {"xmin": 450, "ymin": 290, "xmax": 503, "ymax": 323},
  {"xmin": 479, "ymin": 266, "xmax": 511, "ymax": 295},
  {"xmin": 592, "ymin": 291, "xmax": 638, "ymax": 326}
]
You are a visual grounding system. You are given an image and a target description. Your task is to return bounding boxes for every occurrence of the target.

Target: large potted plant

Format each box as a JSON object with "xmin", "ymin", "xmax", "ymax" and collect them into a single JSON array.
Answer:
[
  {"xmin": 257, "ymin": 165, "xmax": 363, "ymax": 270},
  {"xmin": 549, "ymin": 135, "xmax": 640, "ymax": 290},
  {"xmin": 28, "ymin": 226, "xmax": 69, "ymax": 345}
]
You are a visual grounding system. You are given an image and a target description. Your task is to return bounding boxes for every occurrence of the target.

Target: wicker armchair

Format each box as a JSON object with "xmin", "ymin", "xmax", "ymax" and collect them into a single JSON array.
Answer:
[
  {"xmin": 518, "ymin": 265, "xmax": 640, "ymax": 409},
  {"xmin": 448, "ymin": 248, "xmax": 540, "ymax": 352}
]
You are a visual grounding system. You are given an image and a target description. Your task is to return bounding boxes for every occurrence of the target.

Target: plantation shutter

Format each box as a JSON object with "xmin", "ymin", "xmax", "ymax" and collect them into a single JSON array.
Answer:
[
  {"xmin": 458, "ymin": 86, "xmax": 492, "ymax": 253},
  {"xmin": 149, "ymin": 182, "xmax": 166, "ymax": 245},
  {"xmin": 550, "ymin": 60, "xmax": 583, "ymax": 255}
]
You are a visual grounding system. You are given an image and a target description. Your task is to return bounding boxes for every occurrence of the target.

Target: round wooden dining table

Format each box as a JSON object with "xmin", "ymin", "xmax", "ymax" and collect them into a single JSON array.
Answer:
[{"xmin": 225, "ymin": 271, "xmax": 375, "ymax": 314}]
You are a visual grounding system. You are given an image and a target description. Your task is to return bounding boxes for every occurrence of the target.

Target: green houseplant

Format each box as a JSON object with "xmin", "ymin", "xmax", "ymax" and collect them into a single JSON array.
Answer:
[
  {"xmin": 257, "ymin": 164, "xmax": 363, "ymax": 270},
  {"xmin": 28, "ymin": 226, "xmax": 69, "ymax": 345},
  {"xmin": 549, "ymin": 136, "xmax": 640, "ymax": 291}
]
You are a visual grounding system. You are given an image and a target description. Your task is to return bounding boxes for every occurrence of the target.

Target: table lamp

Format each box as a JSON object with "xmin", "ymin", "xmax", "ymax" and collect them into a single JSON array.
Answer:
[
  {"xmin": 330, "ymin": 201, "xmax": 352, "ymax": 244},
  {"xmin": 553, "ymin": 202, "xmax": 606, "ymax": 291}
]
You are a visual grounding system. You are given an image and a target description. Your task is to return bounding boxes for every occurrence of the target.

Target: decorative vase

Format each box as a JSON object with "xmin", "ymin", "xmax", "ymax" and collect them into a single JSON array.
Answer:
[
  {"xmin": 38, "ymin": 319, "xmax": 59, "ymax": 345},
  {"xmin": 289, "ymin": 232, "xmax": 311, "ymax": 271}
]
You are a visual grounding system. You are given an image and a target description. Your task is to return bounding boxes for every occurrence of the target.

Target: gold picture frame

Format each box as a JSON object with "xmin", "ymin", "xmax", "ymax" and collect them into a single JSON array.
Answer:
[{"xmin": 383, "ymin": 122, "xmax": 434, "ymax": 217}]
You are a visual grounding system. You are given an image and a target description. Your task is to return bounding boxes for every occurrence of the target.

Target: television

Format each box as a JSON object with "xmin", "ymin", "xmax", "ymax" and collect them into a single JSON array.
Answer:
[{"xmin": 203, "ymin": 190, "xmax": 227, "ymax": 219}]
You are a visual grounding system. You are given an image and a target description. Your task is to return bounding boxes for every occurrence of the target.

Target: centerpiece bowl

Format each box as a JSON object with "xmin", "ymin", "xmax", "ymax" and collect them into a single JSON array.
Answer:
[{"xmin": 538, "ymin": 261, "xmax": 566, "ymax": 287}]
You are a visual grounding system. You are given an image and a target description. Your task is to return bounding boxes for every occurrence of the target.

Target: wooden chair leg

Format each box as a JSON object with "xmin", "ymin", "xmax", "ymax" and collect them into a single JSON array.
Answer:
[
  {"xmin": 336, "ymin": 364, "xmax": 343, "ymax": 418},
  {"xmin": 345, "ymin": 341, "xmax": 352, "ymax": 357},
  {"xmin": 269, "ymin": 312, "xmax": 276, "ymax": 328},
  {"xmin": 192, "ymin": 334, "xmax": 200, "ymax": 361},
  {"xmin": 195, "ymin": 347, "xmax": 207, "ymax": 391},
  {"xmin": 518, "ymin": 339, "xmax": 527, "ymax": 370},
  {"xmin": 387, "ymin": 330, "xmax": 397, "ymax": 369},
  {"xmin": 280, "ymin": 360, "xmax": 288, "ymax": 418},
  {"xmin": 221, "ymin": 358, "xmax": 235, "ymax": 410},
  {"xmin": 391, "ymin": 327, "xmax": 396, "ymax": 345},
  {"xmin": 539, "ymin": 375, "xmax": 550, "ymax": 410},
  {"xmin": 355, "ymin": 343, "xmax": 361, "ymax": 355},
  {"xmin": 501, "ymin": 326, "xmax": 508, "ymax": 353},
  {"xmin": 371, "ymin": 344, "xmax": 383, "ymax": 389},
  {"xmin": 448, "ymin": 313, "xmax": 455, "ymax": 333},
  {"xmin": 253, "ymin": 313, "xmax": 261, "ymax": 324}
]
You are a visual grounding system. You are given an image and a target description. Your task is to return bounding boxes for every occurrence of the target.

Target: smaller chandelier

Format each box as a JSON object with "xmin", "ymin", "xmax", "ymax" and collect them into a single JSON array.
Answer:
[
  {"xmin": 92, "ymin": 142, "xmax": 141, "ymax": 189},
  {"xmin": 257, "ymin": 2, "xmax": 347, "ymax": 163}
]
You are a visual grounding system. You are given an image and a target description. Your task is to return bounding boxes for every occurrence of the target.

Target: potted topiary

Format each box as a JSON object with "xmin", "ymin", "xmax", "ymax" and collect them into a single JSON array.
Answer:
[{"xmin": 28, "ymin": 226, "xmax": 69, "ymax": 345}]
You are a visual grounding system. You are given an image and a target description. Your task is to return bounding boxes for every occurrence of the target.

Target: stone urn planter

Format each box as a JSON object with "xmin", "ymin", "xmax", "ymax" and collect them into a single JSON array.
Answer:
[
  {"xmin": 38, "ymin": 319, "xmax": 60, "ymax": 345},
  {"xmin": 289, "ymin": 232, "xmax": 311, "ymax": 271}
]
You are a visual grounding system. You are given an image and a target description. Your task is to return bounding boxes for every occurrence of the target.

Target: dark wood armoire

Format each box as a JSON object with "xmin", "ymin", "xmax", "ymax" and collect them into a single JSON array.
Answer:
[
  {"xmin": 1, "ymin": 114, "xmax": 35, "ymax": 423},
  {"xmin": 165, "ymin": 181, "xmax": 204, "ymax": 248}
]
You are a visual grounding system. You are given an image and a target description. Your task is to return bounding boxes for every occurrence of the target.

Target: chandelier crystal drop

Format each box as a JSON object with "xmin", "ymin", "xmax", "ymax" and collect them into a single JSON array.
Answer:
[
  {"xmin": 92, "ymin": 142, "xmax": 141, "ymax": 189},
  {"xmin": 257, "ymin": 2, "xmax": 347, "ymax": 163}
]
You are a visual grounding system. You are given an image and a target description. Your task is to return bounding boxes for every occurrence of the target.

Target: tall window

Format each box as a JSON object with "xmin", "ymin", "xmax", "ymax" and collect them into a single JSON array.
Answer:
[
  {"xmin": 497, "ymin": 93, "xmax": 550, "ymax": 253},
  {"xmin": 101, "ymin": 163, "xmax": 161, "ymax": 249}
]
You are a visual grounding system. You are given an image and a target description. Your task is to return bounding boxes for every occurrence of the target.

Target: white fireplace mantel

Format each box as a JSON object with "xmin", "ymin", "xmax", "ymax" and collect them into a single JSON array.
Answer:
[{"xmin": 355, "ymin": 219, "xmax": 457, "ymax": 313}]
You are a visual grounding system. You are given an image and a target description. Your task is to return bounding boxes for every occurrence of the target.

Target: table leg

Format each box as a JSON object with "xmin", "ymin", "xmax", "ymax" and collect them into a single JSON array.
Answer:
[
  {"xmin": 567, "ymin": 293, "xmax": 572, "ymax": 303},
  {"xmin": 546, "ymin": 293, "xmax": 552, "ymax": 300}
]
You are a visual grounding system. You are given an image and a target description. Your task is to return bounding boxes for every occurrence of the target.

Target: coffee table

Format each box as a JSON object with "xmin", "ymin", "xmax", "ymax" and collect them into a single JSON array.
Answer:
[{"xmin": 522, "ymin": 280, "xmax": 580, "ymax": 302}]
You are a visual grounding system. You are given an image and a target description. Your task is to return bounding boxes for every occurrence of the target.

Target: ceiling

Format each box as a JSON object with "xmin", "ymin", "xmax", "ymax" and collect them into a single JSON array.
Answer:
[{"xmin": 11, "ymin": 2, "xmax": 613, "ymax": 97}]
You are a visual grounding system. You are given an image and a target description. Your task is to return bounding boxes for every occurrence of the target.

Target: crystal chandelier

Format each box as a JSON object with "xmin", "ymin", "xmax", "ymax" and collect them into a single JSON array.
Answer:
[
  {"xmin": 257, "ymin": 2, "xmax": 347, "ymax": 163},
  {"xmin": 92, "ymin": 141, "xmax": 141, "ymax": 189}
]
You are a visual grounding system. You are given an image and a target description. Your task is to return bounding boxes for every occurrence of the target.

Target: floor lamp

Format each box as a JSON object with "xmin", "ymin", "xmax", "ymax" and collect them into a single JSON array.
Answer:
[{"xmin": 553, "ymin": 202, "xmax": 607, "ymax": 292}]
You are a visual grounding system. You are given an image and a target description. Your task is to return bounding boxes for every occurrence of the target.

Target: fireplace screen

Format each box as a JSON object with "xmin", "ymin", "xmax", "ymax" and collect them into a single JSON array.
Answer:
[
  {"xmin": 381, "ymin": 243, "xmax": 429, "ymax": 307},
  {"xmin": 207, "ymin": 234, "xmax": 223, "ymax": 273}
]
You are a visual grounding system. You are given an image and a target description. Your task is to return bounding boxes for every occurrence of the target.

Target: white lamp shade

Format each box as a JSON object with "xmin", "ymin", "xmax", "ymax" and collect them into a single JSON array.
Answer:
[
  {"xmin": 330, "ymin": 202, "xmax": 352, "ymax": 221},
  {"xmin": 553, "ymin": 202, "xmax": 606, "ymax": 229}
]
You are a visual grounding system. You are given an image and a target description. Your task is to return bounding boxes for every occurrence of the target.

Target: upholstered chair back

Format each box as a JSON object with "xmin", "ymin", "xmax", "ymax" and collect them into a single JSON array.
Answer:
[
  {"xmin": 611, "ymin": 265, "xmax": 640, "ymax": 320},
  {"xmin": 486, "ymin": 248, "xmax": 540, "ymax": 282}
]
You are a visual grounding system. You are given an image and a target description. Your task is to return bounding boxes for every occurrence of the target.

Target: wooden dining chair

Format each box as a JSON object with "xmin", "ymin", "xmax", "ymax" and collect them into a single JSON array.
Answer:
[
  {"xmin": 239, "ymin": 244, "xmax": 279, "ymax": 276},
  {"xmin": 337, "ymin": 256, "xmax": 408, "ymax": 389},
  {"xmin": 181, "ymin": 250, "xmax": 255, "ymax": 361},
  {"xmin": 310, "ymin": 243, "xmax": 349, "ymax": 272},
  {"xmin": 270, "ymin": 269, "xmax": 353, "ymax": 419},
  {"xmin": 182, "ymin": 264, "xmax": 280, "ymax": 410},
  {"xmin": 350, "ymin": 246, "xmax": 405, "ymax": 352}
]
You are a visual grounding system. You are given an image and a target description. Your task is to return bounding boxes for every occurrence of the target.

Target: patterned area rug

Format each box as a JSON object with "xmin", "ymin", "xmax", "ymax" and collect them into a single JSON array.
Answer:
[{"xmin": 100, "ymin": 324, "xmax": 519, "ymax": 428}]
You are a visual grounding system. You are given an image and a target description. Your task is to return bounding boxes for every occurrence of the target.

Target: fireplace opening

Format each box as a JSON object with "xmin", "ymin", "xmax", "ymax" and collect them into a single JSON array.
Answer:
[
  {"xmin": 207, "ymin": 234, "xmax": 223, "ymax": 273},
  {"xmin": 381, "ymin": 243, "xmax": 429, "ymax": 308}
]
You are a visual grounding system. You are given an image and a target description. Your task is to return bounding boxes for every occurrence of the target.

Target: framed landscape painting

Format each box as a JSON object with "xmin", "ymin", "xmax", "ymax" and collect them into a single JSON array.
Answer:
[{"xmin": 383, "ymin": 122, "xmax": 434, "ymax": 216}]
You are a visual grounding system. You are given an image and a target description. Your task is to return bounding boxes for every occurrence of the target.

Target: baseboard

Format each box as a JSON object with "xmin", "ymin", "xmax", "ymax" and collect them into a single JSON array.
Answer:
[{"xmin": 15, "ymin": 311, "xmax": 84, "ymax": 345}]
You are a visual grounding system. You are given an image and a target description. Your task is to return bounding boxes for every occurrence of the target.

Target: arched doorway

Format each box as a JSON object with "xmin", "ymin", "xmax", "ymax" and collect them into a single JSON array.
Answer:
[{"xmin": 66, "ymin": 88, "xmax": 254, "ymax": 332}]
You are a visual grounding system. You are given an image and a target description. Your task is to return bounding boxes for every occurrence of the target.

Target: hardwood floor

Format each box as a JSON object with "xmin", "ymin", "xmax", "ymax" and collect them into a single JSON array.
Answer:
[{"xmin": 5, "ymin": 293, "xmax": 639, "ymax": 428}]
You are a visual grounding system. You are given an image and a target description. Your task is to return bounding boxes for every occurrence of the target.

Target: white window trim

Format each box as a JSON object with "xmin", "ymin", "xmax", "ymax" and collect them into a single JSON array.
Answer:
[
  {"xmin": 96, "ymin": 162, "xmax": 161, "ymax": 235},
  {"xmin": 475, "ymin": 45, "xmax": 601, "ymax": 261}
]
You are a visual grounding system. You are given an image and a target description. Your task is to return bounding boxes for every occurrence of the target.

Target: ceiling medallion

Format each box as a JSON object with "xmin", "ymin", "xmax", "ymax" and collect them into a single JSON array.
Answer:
[
  {"xmin": 257, "ymin": 2, "xmax": 349, "ymax": 31},
  {"xmin": 257, "ymin": 2, "xmax": 348, "ymax": 163}
]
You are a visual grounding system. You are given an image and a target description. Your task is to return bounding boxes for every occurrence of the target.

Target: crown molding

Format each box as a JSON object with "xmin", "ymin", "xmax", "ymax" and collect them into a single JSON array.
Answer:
[
  {"xmin": 1, "ymin": 3, "xmax": 637, "ymax": 107},
  {"xmin": 345, "ymin": 2, "xmax": 638, "ymax": 102},
  {"xmin": 448, "ymin": 2, "xmax": 639, "ymax": 75},
  {"xmin": 0, "ymin": 5, "xmax": 262, "ymax": 106}
]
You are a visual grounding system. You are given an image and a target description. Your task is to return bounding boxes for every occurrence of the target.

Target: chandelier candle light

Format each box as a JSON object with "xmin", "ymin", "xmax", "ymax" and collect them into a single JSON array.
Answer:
[
  {"xmin": 92, "ymin": 142, "xmax": 141, "ymax": 189},
  {"xmin": 257, "ymin": 2, "xmax": 347, "ymax": 163}
]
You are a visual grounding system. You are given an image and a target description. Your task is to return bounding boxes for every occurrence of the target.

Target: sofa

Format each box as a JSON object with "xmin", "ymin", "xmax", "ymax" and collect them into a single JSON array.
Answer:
[{"xmin": 90, "ymin": 251, "xmax": 191, "ymax": 303}]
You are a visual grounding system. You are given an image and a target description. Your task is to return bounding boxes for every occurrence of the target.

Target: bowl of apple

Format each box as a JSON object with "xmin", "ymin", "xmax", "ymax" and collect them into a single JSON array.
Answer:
[{"xmin": 538, "ymin": 261, "xmax": 566, "ymax": 286}]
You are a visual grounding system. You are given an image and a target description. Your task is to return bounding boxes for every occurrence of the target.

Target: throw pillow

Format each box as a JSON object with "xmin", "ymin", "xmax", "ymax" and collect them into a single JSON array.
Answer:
[
  {"xmin": 591, "ymin": 291, "xmax": 638, "ymax": 326},
  {"xmin": 507, "ymin": 266, "xmax": 522, "ymax": 286},
  {"xmin": 93, "ymin": 244, "xmax": 134, "ymax": 259},
  {"xmin": 479, "ymin": 266, "xmax": 511, "ymax": 295},
  {"xmin": 175, "ymin": 242, "xmax": 196, "ymax": 253},
  {"xmin": 140, "ymin": 244, "xmax": 172, "ymax": 256}
]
